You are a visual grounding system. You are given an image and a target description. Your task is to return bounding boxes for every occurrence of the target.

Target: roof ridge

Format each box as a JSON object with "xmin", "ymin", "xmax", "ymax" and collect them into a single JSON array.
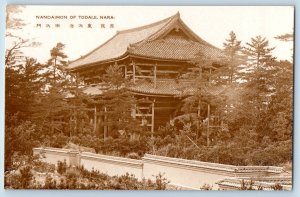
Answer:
[
  {"xmin": 117, "ymin": 12, "xmax": 178, "ymax": 34},
  {"xmin": 129, "ymin": 12, "xmax": 222, "ymax": 51},
  {"xmin": 177, "ymin": 17, "xmax": 221, "ymax": 50},
  {"xmin": 146, "ymin": 13, "xmax": 181, "ymax": 41},
  {"xmin": 128, "ymin": 12, "xmax": 180, "ymax": 49}
]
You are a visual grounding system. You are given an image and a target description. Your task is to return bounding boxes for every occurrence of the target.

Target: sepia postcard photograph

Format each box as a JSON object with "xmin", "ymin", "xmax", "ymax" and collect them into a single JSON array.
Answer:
[{"xmin": 4, "ymin": 5, "xmax": 294, "ymax": 190}]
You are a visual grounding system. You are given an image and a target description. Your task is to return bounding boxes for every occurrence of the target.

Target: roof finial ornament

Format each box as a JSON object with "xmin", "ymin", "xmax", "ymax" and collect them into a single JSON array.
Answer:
[{"xmin": 176, "ymin": 11, "xmax": 180, "ymax": 17}]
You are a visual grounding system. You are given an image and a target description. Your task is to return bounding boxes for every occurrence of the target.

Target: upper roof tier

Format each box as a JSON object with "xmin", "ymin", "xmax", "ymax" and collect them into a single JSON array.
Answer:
[{"xmin": 67, "ymin": 12, "xmax": 225, "ymax": 70}]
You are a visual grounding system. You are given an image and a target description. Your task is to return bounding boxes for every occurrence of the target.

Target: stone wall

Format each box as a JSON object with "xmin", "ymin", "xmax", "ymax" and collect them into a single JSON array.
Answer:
[
  {"xmin": 33, "ymin": 147, "xmax": 285, "ymax": 190},
  {"xmin": 80, "ymin": 152, "xmax": 143, "ymax": 179},
  {"xmin": 141, "ymin": 154, "xmax": 283, "ymax": 189}
]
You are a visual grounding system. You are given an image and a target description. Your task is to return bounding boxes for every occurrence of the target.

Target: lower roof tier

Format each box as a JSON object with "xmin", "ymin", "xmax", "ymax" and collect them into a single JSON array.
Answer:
[{"xmin": 79, "ymin": 79, "xmax": 227, "ymax": 98}]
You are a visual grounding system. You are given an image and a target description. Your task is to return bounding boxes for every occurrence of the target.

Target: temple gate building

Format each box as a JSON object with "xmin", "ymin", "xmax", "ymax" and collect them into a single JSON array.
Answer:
[{"xmin": 67, "ymin": 12, "xmax": 227, "ymax": 140}]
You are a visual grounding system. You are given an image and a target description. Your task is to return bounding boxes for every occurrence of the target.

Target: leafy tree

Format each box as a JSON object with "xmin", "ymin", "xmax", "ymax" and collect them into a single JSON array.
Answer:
[
  {"xmin": 6, "ymin": 5, "xmax": 25, "ymax": 30},
  {"xmin": 5, "ymin": 37, "xmax": 40, "ymax": 66},
  {"xmin": 5, "ymin": 119, "xmax": 42, "ymax": 170},
  {"xmin": 275, "ymin": 33, "xmax": 293, "ymax": 42},
  {"xmin": 275, "ymin": 32, "xmax": 294, "ymax": 61},
  {"xmin": 5, "ymin": 5, "xmax": 40, "ymax": 66}
]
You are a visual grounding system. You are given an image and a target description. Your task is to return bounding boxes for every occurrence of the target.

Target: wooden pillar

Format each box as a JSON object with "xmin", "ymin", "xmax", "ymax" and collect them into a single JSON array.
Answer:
[
  {"xmin": 154, "ymin": 63, "xmax": 157, "ymax": 88},
  {"xmin": 74, "ymin": 115, "xmax": 77, "ymax": 135},
  {"xmin": 197, "ymin": 65, "xmax": 203, "ymax": 141},
  {"xmin": 124, "ymin": 65, "xmax": 127, "ymax": 79},
  {"xmin": 97, "ymin": 116, "xmax": 103, "ymax": 137},
  {"xmin": 104, "ymin": 106, "xmax": 108, "ymax": 140},
  {"xmin": 207, "ymin": 103, "xmax": 210, "ymax": 146},
  {"xmin": 197, "ymin": 100, "xmax": 201, "ymax": 117},
  {"xmin": 93, "ymin": 106, "xmax": 97, "ymax": 133},
  {"xmin": 197, "ymin": 99, "xmax": 201, "ymax": 140},
  {"xmin": 132, "ymin": 60, "xmax": 136, "ymax": 83},
  {"xmin": 133, "ymin": 104, "xmax": 136, "ymax": 119},
  {"xmin": 207, "ymin": 65, "xmax": 212, "ymax": 146},
  {"xmin": 151, "ymin": 101, "xmax": 155, "ymax": 138}
]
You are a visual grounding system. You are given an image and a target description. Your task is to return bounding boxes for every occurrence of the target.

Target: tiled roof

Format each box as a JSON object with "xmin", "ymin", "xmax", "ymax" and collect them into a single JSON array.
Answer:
[
  {"xmin": 82, "ymin": 85, "xmax": 105, "ymax": 96},
  {"xmin": 128, "ymin": 79, "xmax": 196, "ymax": 96},
  {"xmin": 64, "ymin": 83, "xmax": 109, "ymax": 98},
  {"xmin": 68, "ymin": 14, "xmax": 176, "ymax": 70},
  {"xmin": 79, "ymin": 80, "xmax": 228, "ymax": 97},
  {"xmin": 68, "ymin": 12, "xmax": 226, "ymax": 70},
  {"xmin": 130, "ymin": 80, "xmax": 227, "ymax": 96},
  {"xmin": 128, "ymin": 35, "xmax": 225, "ymax": 61},
  {"xmin": 67, "ymin": 78, "xmax": 231, "ymax": 98}
]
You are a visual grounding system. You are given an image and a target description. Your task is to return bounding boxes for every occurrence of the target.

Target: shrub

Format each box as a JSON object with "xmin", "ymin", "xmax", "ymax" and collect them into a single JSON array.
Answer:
[
  {"xmin": 43, "ymin": 174, "xmax": 57, "ymax": 189},
  {"xmin": 65, "ymin": 171, "xmax": 78, "ymax": 189},
  {"xmin": 33, "ymin": 160, "xmax": 55, "ymax": 173},
  {"xmin": 153, "ymin": 173, "xmax": 169, "ymax": 190},
  {"xmin": 126, "ymin": 152, "xmax": 141, "ymax": 160},
  {"xmin": 57, "ymin": 160, "xmax": 67, "ymax": 175},
  {"xmin": 200, "ymin": 184, "xmax": 213, "ymax": 190},
  {"xmin": 271, "ymin": 183, "xmax": 283, "ymax": 190},
  {"xmin": 19, "ymin": 166, "xmax": 33, "ymax": 189}
]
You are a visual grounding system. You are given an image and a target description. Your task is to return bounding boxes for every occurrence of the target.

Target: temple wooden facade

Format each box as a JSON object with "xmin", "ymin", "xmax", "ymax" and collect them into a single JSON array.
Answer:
[{"xmin": 67, "ymin": 12, "xmax": 226, "ymax": 139}]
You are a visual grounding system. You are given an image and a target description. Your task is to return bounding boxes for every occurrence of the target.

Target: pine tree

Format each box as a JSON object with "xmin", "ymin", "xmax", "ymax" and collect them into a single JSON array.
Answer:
[
  {"xmin": 44, "ymin": 42, "xmax": 69, "ymax": 87},
  {"xmin": 258, "ymin": 60, "xmax": 293, "ymax": 140},
  {"xmin": 67, "ymin": 73, "xmax": 93, "ymax": 137},
  {"xmin": 244, "ymin": 35, "xmax": 275, "ymax": 69},
  {"xmin": 223, "ymin": 31, "xmax": 244, "ymax": 83},
  {"xmin": 29, "ymin": 43, "xmax": 94, "ymax": 145},
  {"xmin": 231, "ymin": 36, "xmax": 276, "ymax": 129},
  {"xmin": 179, "ymin": 52, "xmax": 228, "ymax": 146},
  {"xmin": 5, "ymin": 5, "xmax": 41, "ymax": 120},
  {"xmin": 32, "ymin": 43, "xmax": 71, "ymax": 136},
  {"xmin": 98, "ymin": 64, "xmax": 141, "ymax": 139},
  {"xmin": 5, "ymin": 58, "xmax": 44, "ymax": 121}
]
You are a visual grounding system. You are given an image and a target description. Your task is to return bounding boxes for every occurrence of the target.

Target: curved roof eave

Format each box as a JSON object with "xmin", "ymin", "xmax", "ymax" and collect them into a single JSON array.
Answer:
[
  {"xmin": 68, "ymin": 53, "xmax": 195, "ymax": 72},
  {"xmin": 67, "ymin": 53, "xmax": 130, "ymax": 72}
]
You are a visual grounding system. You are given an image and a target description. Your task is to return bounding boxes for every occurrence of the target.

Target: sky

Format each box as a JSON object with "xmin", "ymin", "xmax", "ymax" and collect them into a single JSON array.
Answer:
[{"xmin": 6, "ymin": 6, "xmax": 294, "ymax": 63}]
